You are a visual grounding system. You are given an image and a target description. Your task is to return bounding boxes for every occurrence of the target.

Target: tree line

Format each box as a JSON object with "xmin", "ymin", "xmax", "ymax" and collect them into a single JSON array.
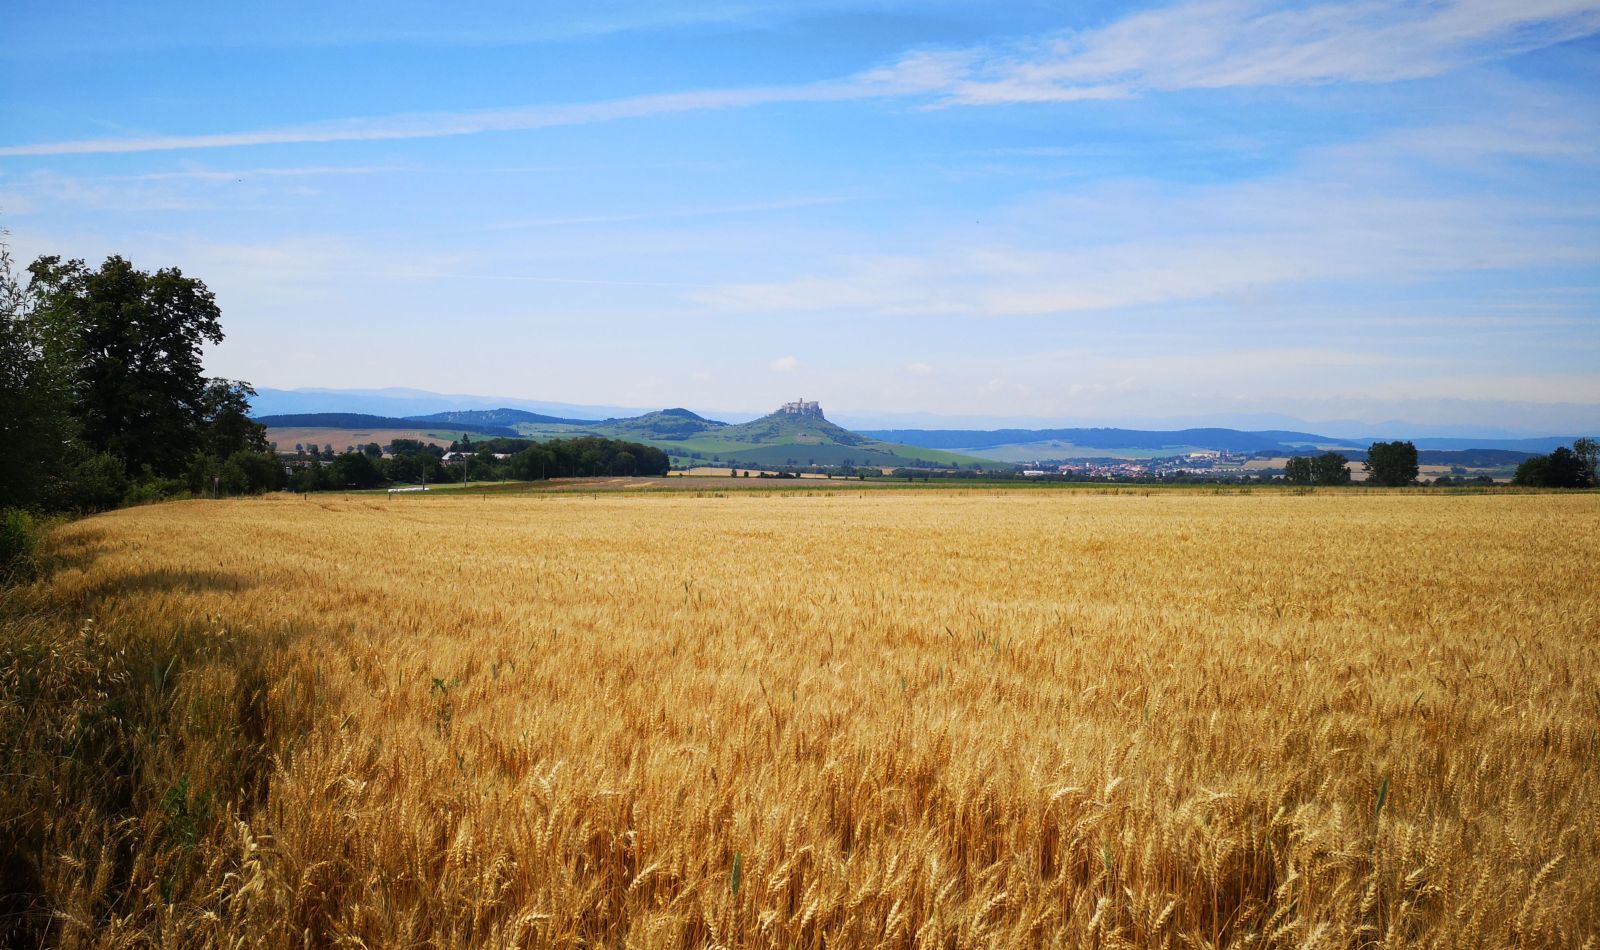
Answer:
[
  {"xmin": 469, "ymin": 436, "xmax": 671, "ymax": 482},
  {"xmin": 2, "ymin": 246, "xmax": 280, "ymax": 512},
  {"xmin": 1512, "ymin": 439, "xmax": 1597, "ymax": 488},
  {"xmin": 1280, "ymin": 440, "xmax": 1596, "ymax": 488},
  {"xmin": 1279, "ymin": 442, "xmax": 1416, "ymax": 486},
  {"xmin": 284, "ymin": 435, "xmax": 670, "ymax": 492},
  {"xmin": 0, "ymin": 241, "xmax": 677, "ymax": 517}
]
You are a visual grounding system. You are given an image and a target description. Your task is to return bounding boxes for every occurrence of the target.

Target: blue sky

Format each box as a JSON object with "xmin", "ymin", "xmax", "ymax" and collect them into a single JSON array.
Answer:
[{"xmin": 3, "ymin": 0, "xmax": 1598, "ymax": 432}]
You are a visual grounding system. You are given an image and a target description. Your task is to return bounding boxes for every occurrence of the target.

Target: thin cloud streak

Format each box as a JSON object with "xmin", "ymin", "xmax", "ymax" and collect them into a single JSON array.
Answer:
[
  {"xmin": 881, "ymin": 0, "xmax": 1600, "ymax": 104},
  {"xmin": 5, "ymin": 1, "xmax": 1598, "ymax": 157},
  {"xmin": 482, "ymin": 196, "xmax": 849, "ymax": 232},
  {"xmin": 0, "ymin": 81, "xmax": 882, "ymax": 157}
]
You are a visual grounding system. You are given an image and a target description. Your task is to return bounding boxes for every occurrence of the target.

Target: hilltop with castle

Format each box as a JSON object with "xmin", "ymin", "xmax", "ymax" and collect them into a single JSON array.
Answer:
[{"xmin": 779, "ymin": 399, "xmax": 822, "ymax": 418}]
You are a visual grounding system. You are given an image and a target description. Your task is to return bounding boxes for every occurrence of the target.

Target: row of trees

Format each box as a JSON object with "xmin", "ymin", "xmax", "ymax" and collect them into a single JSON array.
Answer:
[
  {"xmin": 1282, "ymin": 451, "xmax": 1354, "ymax": 486},
  {"xmin": 502, "ymin": 437, "xmax": 670, "ymax": 480},
  {"xmin": 277, "ymin": 440, "xmax": 454, "ymax": 491},
  {"xmin": 1282, "ymin": 440, "xmax": 1600, "ymax": 488},
  {"xmin": 1281, "ymin": 442, "xmax": 1418, "ymax": 487},
  {"xmin": 285, "ymin": 436, "xmax": 672, "ymax": 492},
  {"xmin": 2, "ymin": 242, "xmax": 276, "ymax": 511},
  {"xmin": 428, "ymin": 436, "xmax": 670, "ymax": 480},
  {"xmin": 1289, "ymin": 442, "xmax": 1422, "ymax": 487},
  {"xmin": 1512, "ymin": 440, "xmax": 1597, "ymax": 488}
]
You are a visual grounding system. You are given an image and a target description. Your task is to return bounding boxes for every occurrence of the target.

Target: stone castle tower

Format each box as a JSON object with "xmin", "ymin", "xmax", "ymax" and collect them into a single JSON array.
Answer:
[{"xmin": 779, "ymin": 399, "xmax": 822, "ymax": 418}]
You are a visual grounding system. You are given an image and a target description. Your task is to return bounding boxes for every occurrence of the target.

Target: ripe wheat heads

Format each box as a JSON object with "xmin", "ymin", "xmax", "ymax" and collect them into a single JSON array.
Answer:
[{"xmin": 2, "ymin": 489, "xmax": 1596, "ymax": 947}]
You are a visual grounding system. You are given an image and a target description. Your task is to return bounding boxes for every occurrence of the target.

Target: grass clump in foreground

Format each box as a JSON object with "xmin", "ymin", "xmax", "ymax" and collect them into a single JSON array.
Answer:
[
  {"xmin": 2, "ymin": 490, "xmax": 1598, "ymax": 947},
  {"xmin": 0, "ymin": 508, "xmax": 47, "ymax": 584}
]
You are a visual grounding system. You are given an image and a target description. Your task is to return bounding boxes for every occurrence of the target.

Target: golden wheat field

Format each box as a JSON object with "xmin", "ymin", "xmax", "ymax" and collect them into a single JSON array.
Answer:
[{"xmin": 4, "ymin": 489, "xmax": 1598, "ymax": 948}]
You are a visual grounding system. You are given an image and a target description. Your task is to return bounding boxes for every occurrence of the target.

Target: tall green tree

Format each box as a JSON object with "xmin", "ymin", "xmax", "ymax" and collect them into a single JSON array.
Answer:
[
  {"xmin": 1363, "ymin": 441, "xmax": 1419, "ymax": 487},
  {"xmin": 197, "ymin": 378, "xmax": 268, "ymax": 459},
  {"xmin": 1574, "ymin": 437, "xmax": 1598, "ymax": 484},
  {"xmin": 1312, "ymin": 451, "xmax": 1351, "ymax": 486},
  {"xmin": 0, "ymin": 239, "xmax": 83, "ymax": 509},
  {"xmin": 1513, "ymin": 447, "xmax": 1593, "ymax": 488},
  {"xmin": 27, "ymin": 255, "xmax": 223, "ymax": 479},
  {"xmin": 331, "ymin": 451, "xmax": 384, "ymax": 489},
  {"xmin": 1283, "ymin": 456, "xmax": 1313, "ymax": 485}
]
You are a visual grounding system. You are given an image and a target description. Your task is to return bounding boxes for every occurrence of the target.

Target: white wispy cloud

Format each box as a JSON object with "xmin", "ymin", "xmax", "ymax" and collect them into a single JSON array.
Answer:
[
  {"xmin": 5, "ymin": 1, "xmax": 1596, "ymax": 156},
  {"xmin": 0, "ymin": 165, "xmax": 414, "ymax": 214},
  {"xmin": 695, "ymin": 114, "xmax": 1600, "ymax": 318},
  {"xmin": 482, "ymin": 196, "xmax": 849, "ymax": 232},
  {"xmin": 769, "ymin": 356, "xmax": 802, "ymax": 372},
  {"xmin": 875, "ymin": 0, "xmax": 1600, "ymax": 104},
  {"xmin": 0, "ymin": 82, "xmax": 881, "ymax": 157},
  {"xmin": 698, "ymin": 207, "xmax": 1595, "ymax": 318}
]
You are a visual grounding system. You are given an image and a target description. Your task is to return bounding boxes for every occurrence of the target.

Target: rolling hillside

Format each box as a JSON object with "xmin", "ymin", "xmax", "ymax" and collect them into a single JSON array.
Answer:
[
  {"xmin": 626, "ymin": 406, "xmax": 987, "ymax": 468},
  {"xmin": 572, "ymin": 406, "xmax": 984, "ymax": 468},
  {"xmin": 406, "ymin": 408, "xmax": 592, "ymax": 427},
  {"xmin": 254, "ymin": 413, "xmax": 518, "ymax": 437},
  {"xmin": 857, "ymin": 426, "xmax": 1334, "ymax": 452},
  {"xmin": 256, "ymin": 406, "xmax": 1573, "ymax": 471},
  {"xmin": 861, "ymin": 426, "xmax": 1361, "ymax": 460},
  {"xmin": 593, "ymin": 408, "xmax": 730, "ymax": 441},
  {"xmin": 866, "ymin": 425, "xmax": 1585, "ymax": 461},
  {"xmin": 258, "ymin": 403, "xmax": 986, "ymax": 469}
]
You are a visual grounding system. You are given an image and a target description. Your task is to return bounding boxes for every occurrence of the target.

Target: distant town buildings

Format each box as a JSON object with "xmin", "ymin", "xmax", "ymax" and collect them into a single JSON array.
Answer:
[
  {"xmin": 1048, "ymin": 448, "xmax": 1252, "ymax": 479},
  {"xmin": 779, "ymin": 399, "xmax": 823, "ymax": 417},
  {"xmin": 441, "ymin": 451, "xmax": 511, "ymax": 462}
]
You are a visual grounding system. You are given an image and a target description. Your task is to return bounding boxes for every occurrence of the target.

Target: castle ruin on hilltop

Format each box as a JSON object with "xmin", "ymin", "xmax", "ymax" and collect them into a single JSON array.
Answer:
[{"xmin": 779, "ymin": 399, "xmax": 822, "ymax": 418}]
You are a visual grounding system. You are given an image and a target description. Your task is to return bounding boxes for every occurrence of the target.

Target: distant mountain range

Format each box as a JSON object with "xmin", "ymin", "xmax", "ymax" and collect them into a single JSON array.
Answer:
[
  {"xmin": 862, "ymin": 427, "xmax": 1578, "ymax": 459},
  {"xmin": 251, "ymin": 387, "xmax": 690, "ymax": 423},
  {"xmin": 251, "ymin": 387, "xmax": 1590, "ymax": 464},
  {"xmin": 477, "ymin": 405, "xmax": 986, "ymax": 468},
  {"xmin": 862, "ymin": 427, "xmax": 1342, "ymax": 454},
  {"xmin": 255, "ymin": 405, "xmax": 988, "ymax": 469},
  {"xmin": 252, "ymin": 412, "xmax": 522, "ymax": 437},
  {"xmin": 250, "ymin": 387, "xmax": 1593, "ymax": 442}
]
